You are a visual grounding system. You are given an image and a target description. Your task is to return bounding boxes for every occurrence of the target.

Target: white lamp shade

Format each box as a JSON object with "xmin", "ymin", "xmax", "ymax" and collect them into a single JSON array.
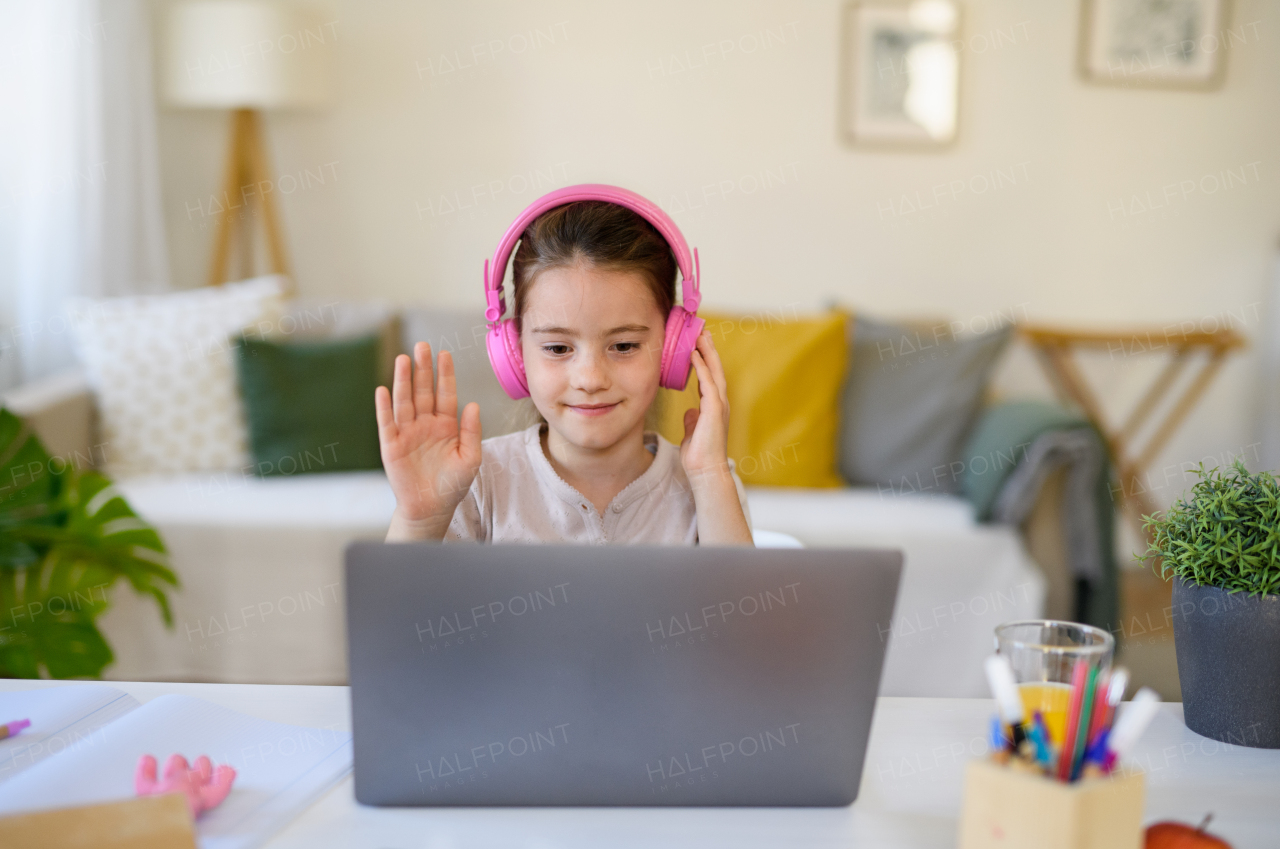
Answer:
[{"xmin": 163, "ymin": 1, "xmax": 330, "ymax": 109}]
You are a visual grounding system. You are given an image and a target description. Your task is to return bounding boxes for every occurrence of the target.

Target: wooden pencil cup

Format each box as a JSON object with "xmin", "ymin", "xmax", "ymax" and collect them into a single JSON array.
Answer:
[{"xmin": 957, "ymin": 759, "xmax": 1145, "ymax": 849}]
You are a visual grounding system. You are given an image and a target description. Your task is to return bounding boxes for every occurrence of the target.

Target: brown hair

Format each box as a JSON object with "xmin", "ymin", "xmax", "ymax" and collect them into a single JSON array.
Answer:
[
  {"xmin": 507, "ymin": 201, "xmax": 677, "ymax": 433},
  {"xmin": 511, "ymin": 201, "xmax": 676, "ymax": 335}
]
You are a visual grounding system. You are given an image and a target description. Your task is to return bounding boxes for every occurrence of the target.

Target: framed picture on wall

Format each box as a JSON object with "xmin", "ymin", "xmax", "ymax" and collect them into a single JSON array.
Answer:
[
  {"xmin": 839, "ymin": 0, "xmax": 961, "ymax": 149},
  {"xmin": 1079, "ymin": 0, "xmax": 1230, "ymax": 89}
]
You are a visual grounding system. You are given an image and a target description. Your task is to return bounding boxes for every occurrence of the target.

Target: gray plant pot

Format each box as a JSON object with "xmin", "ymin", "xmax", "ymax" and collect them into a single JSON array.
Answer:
[{"xmin": 1171, "ymin": 576, "xmax": 1280, "ymax": 749}]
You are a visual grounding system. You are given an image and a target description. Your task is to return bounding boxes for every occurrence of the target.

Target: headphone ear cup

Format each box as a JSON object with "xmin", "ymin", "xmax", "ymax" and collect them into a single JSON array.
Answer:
[
  {"xmin": 485, "ymin": 318, "xmax": 530, "ymax": 399},
  {"xmin": 659, "ymin": 307, "xmax": 706, "ymax": 390}
]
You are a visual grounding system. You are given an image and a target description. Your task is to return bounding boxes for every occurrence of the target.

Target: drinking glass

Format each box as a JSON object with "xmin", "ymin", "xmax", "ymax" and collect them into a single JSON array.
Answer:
[{"xmin": 994, "ymin": 619, "xmax": 1114, "ymax": 746}]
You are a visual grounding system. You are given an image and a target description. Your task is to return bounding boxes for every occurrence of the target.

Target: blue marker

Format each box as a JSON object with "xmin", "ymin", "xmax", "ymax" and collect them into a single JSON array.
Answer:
[
  {"xmin": 1027, "ymin": 711, "xmax": 1052, "ymax": 766},
  {"xmin": 990, "ymin": 714, "xmax": 1008, "ymax": 752},
  {"xmin": 1083, "ymin": 727, "xmax": 1111, "ymax": 766}
]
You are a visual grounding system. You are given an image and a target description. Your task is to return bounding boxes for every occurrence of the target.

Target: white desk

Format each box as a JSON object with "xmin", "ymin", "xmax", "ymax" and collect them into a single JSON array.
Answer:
[{"xmin": 3, "ymin": 680, "xmax": 1278, "ymax": 848}]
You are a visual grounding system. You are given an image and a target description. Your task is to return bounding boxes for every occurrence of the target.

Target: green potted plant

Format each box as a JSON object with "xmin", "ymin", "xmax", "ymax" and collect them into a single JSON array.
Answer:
[
  {"xmin": 1140, "ymin": 459, "xmax": 1280, "ymax": 749},
  {"xmin": 0, "ymin": 408, "xmax": 177, "ymax": 678}
]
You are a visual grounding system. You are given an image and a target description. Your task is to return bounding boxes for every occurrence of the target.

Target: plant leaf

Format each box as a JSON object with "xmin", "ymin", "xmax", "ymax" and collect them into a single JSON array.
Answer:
[{"xmin": 0, "ymin": 407, "xmax": 177, "ymax": 678}]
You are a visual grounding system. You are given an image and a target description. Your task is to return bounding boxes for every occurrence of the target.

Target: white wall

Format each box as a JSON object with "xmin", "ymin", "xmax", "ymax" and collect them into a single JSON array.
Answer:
[{"xmin": 151, "ymin": 0, "xmax": 1280, "ymax": 515}]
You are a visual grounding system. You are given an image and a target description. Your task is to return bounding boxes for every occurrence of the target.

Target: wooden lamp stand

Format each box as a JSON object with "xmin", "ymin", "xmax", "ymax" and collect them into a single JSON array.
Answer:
[{"xmin": 207, "ymin": 108, "xmax": 292, "ymax": 291}]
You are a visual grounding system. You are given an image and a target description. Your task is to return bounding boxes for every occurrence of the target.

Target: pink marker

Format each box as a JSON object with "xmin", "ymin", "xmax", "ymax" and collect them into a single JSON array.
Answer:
[{"xmin": 0, "ymin": 719, "xmax": 30, "ymax": 740}]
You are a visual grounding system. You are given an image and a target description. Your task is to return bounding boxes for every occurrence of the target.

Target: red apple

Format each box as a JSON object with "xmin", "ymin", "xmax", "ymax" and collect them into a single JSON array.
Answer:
[{"xmin": 1145, "ymin": 814, "xmax": 1232, "ymax": 849}]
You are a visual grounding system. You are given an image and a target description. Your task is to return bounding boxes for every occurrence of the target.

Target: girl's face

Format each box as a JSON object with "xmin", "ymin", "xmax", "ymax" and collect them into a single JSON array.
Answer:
[{"xmin": 520, "ymin": 261, "xmax": 667, "ymax": 451}]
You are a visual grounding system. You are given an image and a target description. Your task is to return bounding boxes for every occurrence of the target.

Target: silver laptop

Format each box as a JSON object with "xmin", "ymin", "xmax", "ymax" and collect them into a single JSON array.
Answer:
[{"xmin": 344, "ymin": 542, "xmax": 902, "ymax": 806}]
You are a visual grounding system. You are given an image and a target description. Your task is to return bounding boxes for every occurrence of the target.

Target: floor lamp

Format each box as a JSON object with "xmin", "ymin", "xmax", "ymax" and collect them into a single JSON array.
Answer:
[{"xmin": 162, "ymin": 1, "xmax": 329, "ymax": 291}]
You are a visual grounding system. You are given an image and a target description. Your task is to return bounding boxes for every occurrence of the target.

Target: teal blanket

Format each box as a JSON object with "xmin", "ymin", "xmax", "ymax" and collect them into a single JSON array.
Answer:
[{"xmin": 959, "ymin": 401, "xmax": 1120, "ymax": 638}]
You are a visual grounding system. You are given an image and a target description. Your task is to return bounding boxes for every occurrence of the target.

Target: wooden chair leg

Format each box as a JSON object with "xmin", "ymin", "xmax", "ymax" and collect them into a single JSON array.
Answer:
[
  {"xmin": 1119, "ymin": 349, "xmax": 1189, "ymax": 443},
  {"xmin": 1132, "ymin": 350, "xmax": 1230, "ymax": 473}
]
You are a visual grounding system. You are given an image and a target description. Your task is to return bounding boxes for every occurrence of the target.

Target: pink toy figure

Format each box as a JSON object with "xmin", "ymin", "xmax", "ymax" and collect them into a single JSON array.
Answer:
[{"xmin": 135, "ymin": 753, "xmax": 236, "ymax": 818}]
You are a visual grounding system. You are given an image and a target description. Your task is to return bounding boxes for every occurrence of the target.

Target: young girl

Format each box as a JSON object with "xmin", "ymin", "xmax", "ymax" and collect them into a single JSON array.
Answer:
[{"xmin": 375, "ymin": 199, "xmax": 754, "ymax": 546}]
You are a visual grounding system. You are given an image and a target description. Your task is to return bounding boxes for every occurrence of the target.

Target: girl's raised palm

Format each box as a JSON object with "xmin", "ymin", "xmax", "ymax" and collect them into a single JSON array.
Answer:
[{"xmin": 375, "ymin": 342, "xmax": 482, "ymax": 535}]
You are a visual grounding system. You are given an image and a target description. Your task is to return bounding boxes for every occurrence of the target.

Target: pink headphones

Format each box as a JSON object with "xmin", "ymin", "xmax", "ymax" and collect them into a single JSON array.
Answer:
[{"xmin": 483, "ymin": 184, "xmax": 705, "ymax": 399}]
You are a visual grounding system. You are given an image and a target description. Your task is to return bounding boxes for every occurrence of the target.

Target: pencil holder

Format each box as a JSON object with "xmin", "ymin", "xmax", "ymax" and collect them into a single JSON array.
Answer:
[{"xmin": 957, "ymin": 759, "xmax": 1145, "ymax": 849}]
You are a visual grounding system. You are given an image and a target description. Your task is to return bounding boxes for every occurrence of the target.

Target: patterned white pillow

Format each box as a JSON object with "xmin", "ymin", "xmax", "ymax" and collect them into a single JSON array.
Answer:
[{"xmin": 70, "ymin": 276, "xmax": 287, "ymax": 477}]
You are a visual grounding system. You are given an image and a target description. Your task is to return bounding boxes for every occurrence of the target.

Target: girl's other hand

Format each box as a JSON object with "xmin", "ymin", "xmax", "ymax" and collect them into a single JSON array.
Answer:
[
  {"xmin": 679, "ymin": 328, "xmax": 755, "ymax": 546},
  {"xmin": 679, "ymin": 328, "xmax": 733, "ymax": 484},
  {"xmin": 375, "ymin": 342, "xmax": 482, "ymax": 540}
]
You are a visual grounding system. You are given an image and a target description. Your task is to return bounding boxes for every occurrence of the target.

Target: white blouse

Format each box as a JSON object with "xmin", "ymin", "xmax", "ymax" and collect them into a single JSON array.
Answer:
[{"xmin": 445, "ymin": 423, "xmax": 752, "ymax": 545}]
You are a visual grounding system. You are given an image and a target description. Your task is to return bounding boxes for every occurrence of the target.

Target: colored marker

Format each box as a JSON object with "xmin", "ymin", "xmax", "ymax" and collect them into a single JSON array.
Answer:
[
  {"xmin": 1085, "ymin": 669, "xmax": 1111, "ymax": 750},
  {"xmin": 1056, "ymin": 662, "xmax": 1089, "ymax": 781},
  {"xmin": 1105, "ymin": 687, "xmax": 1162, "ymax": 770},
  {"xmin": 990, "ymin": 714, "xmax": 1007, "ymax": 752},
  {"xmin": 1084, "ymin": 727, "xmax": 1111, "ymax": 767},
  {"xmin": 984, "ymin": 655, "xmax": 1026, "ymax": 748},
  {"xmin": 0, "ymin": 719, "xmax": 30, "ymax": 740},
  {"xmin": 1027, "ymin": 711, "xmax": 1052, "ymax": 767},
  {"xmin": 1069, "ymin": 665, "xmax": 1099, "ymax": 781},
  {"xmin": 1099, "ymin": 667, "xmax": 1129, "ymax": 731}
]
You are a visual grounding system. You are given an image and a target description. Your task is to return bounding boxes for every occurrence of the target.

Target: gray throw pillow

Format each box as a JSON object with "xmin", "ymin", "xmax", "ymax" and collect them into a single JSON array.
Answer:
[
  {"xmin": 399, "ymin": 308, "xmax": 528, "ymax": 439},
  {"xmin": 839, "ymin": 315, "xmax": 1012, "ymax": 495}
]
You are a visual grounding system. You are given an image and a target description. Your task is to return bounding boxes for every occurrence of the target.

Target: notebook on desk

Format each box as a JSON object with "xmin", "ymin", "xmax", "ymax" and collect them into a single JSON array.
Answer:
[
  {"xmin": 345, "ymin": 542, "xmax": 903, "ymax": 807},
  {"xmin": 0, "ymin": 684, "xmax": 352, "ymax": 849}
]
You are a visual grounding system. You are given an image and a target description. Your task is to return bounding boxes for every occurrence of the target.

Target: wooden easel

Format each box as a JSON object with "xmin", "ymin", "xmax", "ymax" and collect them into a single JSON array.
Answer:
[
  {"xmin": 1020, "ymin": 324, "xmax": 1245, "ymax": 542},
  {"xmin": 207, "ymin": 108, "xmax": 292, "ymax": 291}
]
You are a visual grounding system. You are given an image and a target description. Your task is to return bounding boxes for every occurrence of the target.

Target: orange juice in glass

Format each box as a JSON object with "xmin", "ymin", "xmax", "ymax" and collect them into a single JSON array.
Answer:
[
  {"xmin": 1017, "ymin": 681, "xmax": 1073, "ymax": 746},
  {"xmin": 994, "ymin": 620, "xmax": 1114, "ymax": 748}
]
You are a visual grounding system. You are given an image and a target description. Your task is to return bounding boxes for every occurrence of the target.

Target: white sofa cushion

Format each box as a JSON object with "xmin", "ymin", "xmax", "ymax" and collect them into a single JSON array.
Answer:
[
  {"xmin": 742, "ymin": 486, "xmax": 976, "ymax": 538},
  {"xmin": 105, "ymin": 472, "xmax": 1044, "ymax": 696},
  {"xmin": 116, "ymin": 469, "xmax": 397, "ymax": 528},
  {"xmin": 114, "ymin": 472, "xmax": 974, "ymax": 533},
  {"xmin": 70, "ymin": 276, "xmax": 286, "ymax": 476}
]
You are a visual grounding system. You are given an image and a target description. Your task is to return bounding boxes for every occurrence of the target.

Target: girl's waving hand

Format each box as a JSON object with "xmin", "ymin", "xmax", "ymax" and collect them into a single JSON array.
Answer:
[{"xmin": 376, "ymin": 342, "xmax": 483, "ymax": 541}]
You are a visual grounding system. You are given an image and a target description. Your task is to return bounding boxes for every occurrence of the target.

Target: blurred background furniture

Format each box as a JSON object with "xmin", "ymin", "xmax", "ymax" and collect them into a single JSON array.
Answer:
[
  {"xmin": 1020, "ymin": 323, "xmax": 1246, "ymax": 541},
  {"xmin": 1019, "ymin": 323, "xmax": 1246, "ymax": 700},
  {"xmin": 1, "ymin": 291, "xmax": 1086, "ymax": 698}
]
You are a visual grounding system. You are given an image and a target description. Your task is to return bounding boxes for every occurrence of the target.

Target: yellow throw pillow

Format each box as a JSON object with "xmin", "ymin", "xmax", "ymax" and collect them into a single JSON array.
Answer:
[{"xmin": 655, "ymin": 308, "xmax": 850, "ymax": 488}]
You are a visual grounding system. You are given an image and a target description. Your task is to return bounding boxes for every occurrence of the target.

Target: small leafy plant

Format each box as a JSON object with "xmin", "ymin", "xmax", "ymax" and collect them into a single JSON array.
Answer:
[
  {"xmin": 0, "ymin": 408, "xmax": 178, "ymax": 678},
  {"xmin": 1140, "ymin": 459, "xmax": 1280, "ymax": 597}
]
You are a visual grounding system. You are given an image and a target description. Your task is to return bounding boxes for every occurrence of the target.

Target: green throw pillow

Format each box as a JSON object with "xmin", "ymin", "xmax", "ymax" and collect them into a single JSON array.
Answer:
[{"xmin": 235, "ymin": 334, "xmax": 383, "ymax": 476}]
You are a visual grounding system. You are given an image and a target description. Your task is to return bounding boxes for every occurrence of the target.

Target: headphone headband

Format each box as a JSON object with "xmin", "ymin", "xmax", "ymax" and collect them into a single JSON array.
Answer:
[{"xmin": 483, "ymin": 184, "xmax": 700, "ymax": 324}]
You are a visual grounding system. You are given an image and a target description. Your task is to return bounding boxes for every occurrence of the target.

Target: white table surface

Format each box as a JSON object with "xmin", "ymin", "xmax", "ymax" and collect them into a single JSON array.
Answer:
[{"xmin": 3, "ymin": 680, "xmax": 1278, "ymax": 848}]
